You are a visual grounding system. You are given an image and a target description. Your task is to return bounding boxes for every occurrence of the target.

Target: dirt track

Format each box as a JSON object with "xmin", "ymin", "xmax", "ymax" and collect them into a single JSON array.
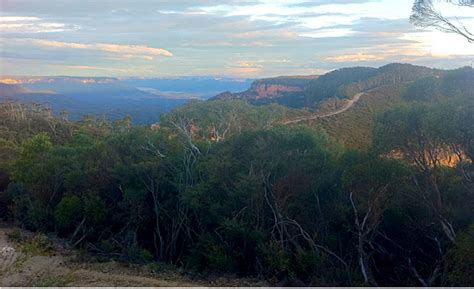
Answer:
[
  {"xmin": 282, "ymin": 91, "xmax": 366, "ymax": 125},
  {"xmin": 0, "ymin": 226, "xmax": 266, "ymax": 286},
  {"xmin": 0, "ymin": 226, "xmax": 200, "ymax": 286}
]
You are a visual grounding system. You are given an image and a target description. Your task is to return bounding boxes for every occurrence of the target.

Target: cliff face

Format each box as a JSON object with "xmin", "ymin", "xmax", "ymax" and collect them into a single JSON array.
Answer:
[
  {"xmin": 212, "ymin": 75, "xmax": 318, "ymax": 102},
  {"xmin": 253, "ymin": 83, "xmax": 304, "ymax": 99}
]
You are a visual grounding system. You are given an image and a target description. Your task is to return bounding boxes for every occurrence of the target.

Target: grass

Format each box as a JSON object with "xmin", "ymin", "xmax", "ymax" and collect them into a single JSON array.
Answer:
[
  {"xmin": 28, "ymin": 272, "xmax": 75, "ymax": 287},
  {"xmin": 20, "ymin": 233, "xmax": 56, "ymax": 256}
]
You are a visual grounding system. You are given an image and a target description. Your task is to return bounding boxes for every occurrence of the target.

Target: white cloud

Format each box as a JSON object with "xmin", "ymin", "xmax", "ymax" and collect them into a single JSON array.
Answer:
[
  {"xmin": 196, "ymin": 0, "xmax": 413, "ymax": 39},
  {"xmin": 236, "ymin": 61, "xmax": 264, "ymax": 68},
  {"xmin": 0, "ymin": 16, "xmax": 41, "ymax": 22},
  {"xmin": 2, "ymin": 0, "xmax": 473, "ymax": 77},
  {"xmin": 22, "ymin": 39, "xmax": 173, "ymax": 59},
  {"xmin": 403, "ymin": 29, "xmax": 474, "ymax": 57},
  {"xmin": 65, "ymin": 65, "xmax": 131, "ymax": 73},
  {"xmin": 301, "ymin": 15, "xmax": 360, "ymax": 30},
  {"xmin": 299, "ymin": 28, "xmax": 357, "ymax": 38},
  {"xmin": 325, "ymin": 52, "xmax": 388, "ymax": 62},
  {"xmin": 0, "ymin": 16, "xmax": 79, "ymax": 33}
]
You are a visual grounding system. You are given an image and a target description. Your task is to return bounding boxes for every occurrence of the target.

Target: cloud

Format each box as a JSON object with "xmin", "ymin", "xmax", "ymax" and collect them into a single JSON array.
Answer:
[
  {"xmin": 193, "ymin": 66, "xmax": 263, "ymax": 77},
  {"xmin": 0, "ymin": 16, "xmax": 40, "ymax": 22},
  {"xmin": 299, "ymin": 28, "xmax": 357, "ymax": 38},
  {"xmin": 64, "ymin": 65, "xmax": 131, "ymax": 73},
  {"xmin": 403, "ymin": 30, "xmax": 474, "ymax": 57},
  {"xmin": 1, "ymin": 0, "xmax": 473, "ymax": 77},
  {"xmin": 181, "ymin": 40, "xmax": 273, "ymax": 47},
  {"xmin": 236, "ymin": 61, "xmax": 264, "ymax": 68},
  {"xmin": 325, "ymin": 53, "xmax": 386, "ymax": 62},
  {"xmin": 194, "ymin": 1, "xmax": 412, "ymax": 40},
  {"xmin": 0, "ymin": 16, "xmax": 79, "ymax": 33},
  {"xmin": 24, "ymin": 39, "xmax": 173, "ymax": 59},
  {"xmin": 323, "ymin": 40, "xmax": 433, "ymax": 63}
]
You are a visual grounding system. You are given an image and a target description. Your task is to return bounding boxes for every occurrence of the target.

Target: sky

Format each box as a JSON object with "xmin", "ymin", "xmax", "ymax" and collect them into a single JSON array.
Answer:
[{"xmin": 0, "ymin": 0, "xmax": 473, "ymax": 78}]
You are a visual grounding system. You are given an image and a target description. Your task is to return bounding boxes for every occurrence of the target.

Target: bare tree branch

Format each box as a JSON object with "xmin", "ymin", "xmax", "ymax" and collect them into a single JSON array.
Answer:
[{"xmin": 410, "ymin": 0, "xmax": 474, "ymax": 43}]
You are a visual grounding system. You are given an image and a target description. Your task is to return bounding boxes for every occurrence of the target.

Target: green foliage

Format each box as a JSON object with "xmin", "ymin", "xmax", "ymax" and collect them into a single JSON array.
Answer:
[
  {"xmin": 21, "ymin": 233, "xmax": 56, "ymax": 256},
  {"xmin": 55, "ymin": 195, "xmax": 83, "ymax": 229},
  {"xmin": 403, "ymin": 67, "xmax": 473, "ymax": 101},
  {"xmin": 260, "ymin": 241, "xmax": 292, "ymax": 277},
  {"xmin": 189, "ymin": 234, "xmax": 237, "ymax": 272},
  {"xmin": 28, "ymin": 273, "xmax": 75, "ymax": 287},
  {"xmin": 441, "ymin": 67, "xmax": 474, "ymax": 98},
  {"xmin": 82, "ymin": 191, "xmax": 107, "ymax": 227},
  {"xmin": 306, "ymin": 66, "xmax": 377, "ymax": 105},
  {"xmin": 446, "ymin": 225, "xmax": 474, "ymax": 285},
  {"xmin": 403, "ymin": 76, "xmax": 441, "ymax": 101}
]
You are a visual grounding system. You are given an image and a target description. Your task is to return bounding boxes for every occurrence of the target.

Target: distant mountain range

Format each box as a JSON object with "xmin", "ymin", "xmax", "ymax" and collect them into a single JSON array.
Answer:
[
  {"xmin": 2, "ymin": 64, "xmax": 471, "ymax": 126},
  {"xmin": 0, "ymin": 76, "xmax": 253, "ymax": 124}
]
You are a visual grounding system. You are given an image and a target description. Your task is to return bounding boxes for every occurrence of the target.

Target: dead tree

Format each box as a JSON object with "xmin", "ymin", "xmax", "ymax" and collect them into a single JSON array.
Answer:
[
  {"xmin": 349, "ymin": 187, "xmax": 390, "ymax": 286},
  {"xmin": 411, "ymin": 0, "xmax": 474, "ymax": 43},
  {"xmin": 408, "ymin": 236, "xmax": 445, "ymax": 286}
]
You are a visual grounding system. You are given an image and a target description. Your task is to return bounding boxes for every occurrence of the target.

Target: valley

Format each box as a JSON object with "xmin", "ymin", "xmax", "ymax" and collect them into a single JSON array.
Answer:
[{"xmin": 0, "ymin": 76, "xmax": 253, "ymax": 124}]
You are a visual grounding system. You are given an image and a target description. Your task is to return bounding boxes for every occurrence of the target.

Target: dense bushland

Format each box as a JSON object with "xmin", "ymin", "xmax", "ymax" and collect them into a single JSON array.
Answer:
[{"xmin": 0, "ymin": 71, "xmax": 472, "ymax": 285}]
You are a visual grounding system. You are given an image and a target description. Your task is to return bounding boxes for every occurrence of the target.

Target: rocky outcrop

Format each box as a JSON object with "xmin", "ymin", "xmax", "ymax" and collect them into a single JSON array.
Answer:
[{"xmin": 212, "ymin": 75, "xmax": 318, "ymax": 102}]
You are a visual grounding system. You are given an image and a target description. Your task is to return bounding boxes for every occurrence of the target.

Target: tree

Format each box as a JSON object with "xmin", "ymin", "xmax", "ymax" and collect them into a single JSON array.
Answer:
[
  {"xmin": 341, "ymin": 152, "xmax": 407, "ymax": 286},
  {"xmin": 410, "ymin": 0, "xmax": 474, "ymax": 43},
  {"xmin": 374, "ymin": 104, "xmax": 458, "ymax": 243}
]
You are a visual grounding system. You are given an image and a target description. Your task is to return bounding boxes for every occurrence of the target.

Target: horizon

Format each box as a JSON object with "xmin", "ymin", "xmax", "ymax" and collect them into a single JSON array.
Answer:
[
  {"xmin": 1, "ymin": 62, "xmax": 472, "ymax": 80},
  {"xmin": 1, "ymin": 0, "xmax": 473, "ymax": 78}
]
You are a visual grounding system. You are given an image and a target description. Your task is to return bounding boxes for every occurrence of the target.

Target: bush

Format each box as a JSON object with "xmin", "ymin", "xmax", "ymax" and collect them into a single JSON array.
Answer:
[
  {"xmin": 55, "ymin": 195, "xmax": 83, "ymax": 231},
  {"xmin": 188, "ymin": 234, "xmax": 236, "ymax": 273},
  {"xmin": 260, "ymin": 241, "xmax": 292, "ymax": 278},
  {"xmin": 446, "ymin": 225, "xmax": 474, "ymax": 285}
]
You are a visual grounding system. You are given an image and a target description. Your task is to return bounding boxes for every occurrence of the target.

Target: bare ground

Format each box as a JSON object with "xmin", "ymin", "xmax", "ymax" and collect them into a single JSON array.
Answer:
[{"xmin": 0, "ymin": 225, "xmax": 267, "ymax": 286}]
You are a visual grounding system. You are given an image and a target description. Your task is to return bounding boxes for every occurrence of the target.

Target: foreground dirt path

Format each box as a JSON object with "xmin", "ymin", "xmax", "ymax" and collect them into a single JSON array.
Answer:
[
  {"xmin": 0, "ymin": 225, "xmax": 201, "ymax": 286},
  {"xmin": 282, "ymin": 91, "xmax": 366, "ymax": 125},
  {"xmin": 0, "ymin": 226, "xmax": 266, "ymax": 286},
  {"xmin": 3, "ymin": 255, "xmax": 203, "ymax": 286},
  {"xmin": 0, "ymin": 226, "xmax": 17, "ymax": 274}
]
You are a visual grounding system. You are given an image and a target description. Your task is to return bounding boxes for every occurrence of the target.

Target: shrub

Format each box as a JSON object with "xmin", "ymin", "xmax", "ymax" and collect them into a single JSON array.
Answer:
[
  {"xmin": 55, "ymin": 195, "xmax": 83, "ymax": 231},
  {"xmin": 446, "ymin": 225, "xmax": 474, "ymax": 285},
  {"xmin": 188, "ymin": 234, "xmax": 236, "ymax": 273}
]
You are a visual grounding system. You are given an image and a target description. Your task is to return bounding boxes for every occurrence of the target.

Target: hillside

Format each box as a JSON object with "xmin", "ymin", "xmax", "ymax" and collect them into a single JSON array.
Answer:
[
  {"xmin": 212, "ymin": 63, "xmax": 445, "ymax": 109},
  {"xmin": 195, "ymin": 64, "xmax": 472, "ymax": 149},
  {"xmin": 213, "ymin": 75, "xmax": 318, "ymax": 107},
  {"xmin": 287, "ymin": 66, "xmax": 472, "ymax": 148},
  {"xmin": 303, "ymin": 84, "xmax": 407, "ymax": 149}
]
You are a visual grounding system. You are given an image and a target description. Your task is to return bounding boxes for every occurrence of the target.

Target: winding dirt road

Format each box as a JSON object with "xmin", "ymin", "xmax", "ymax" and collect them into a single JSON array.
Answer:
[{"xmin": 282, "ymin": 91, "xmax": 366, "ymax": 125}]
